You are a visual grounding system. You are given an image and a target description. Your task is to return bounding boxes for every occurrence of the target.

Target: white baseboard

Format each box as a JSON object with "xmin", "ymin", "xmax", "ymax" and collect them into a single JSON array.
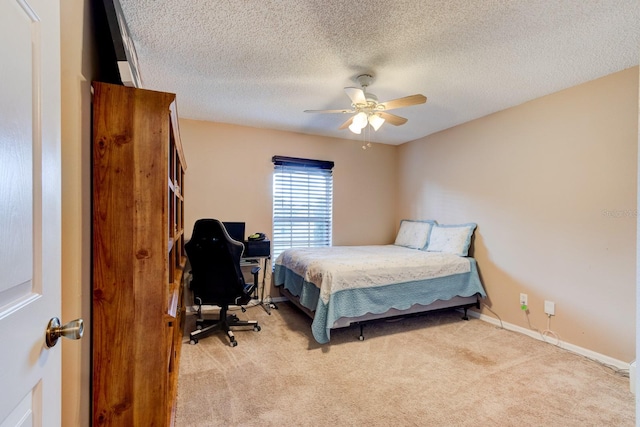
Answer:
[{"xmin": 466, "ymin": 310, "xmax": 631, "ymax": 373}]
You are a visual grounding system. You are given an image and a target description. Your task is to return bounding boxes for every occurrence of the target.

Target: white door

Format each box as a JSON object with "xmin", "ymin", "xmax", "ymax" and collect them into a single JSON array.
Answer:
[{"xmin": 0, "ymin": 0, "xmax": 63, "ymax": 425}]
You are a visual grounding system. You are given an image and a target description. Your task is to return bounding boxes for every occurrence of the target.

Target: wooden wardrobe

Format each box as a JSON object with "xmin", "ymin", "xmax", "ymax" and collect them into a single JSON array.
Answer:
[{"xmin": 92, "ymin": 82, "xmax": 187, "ymax": 426}]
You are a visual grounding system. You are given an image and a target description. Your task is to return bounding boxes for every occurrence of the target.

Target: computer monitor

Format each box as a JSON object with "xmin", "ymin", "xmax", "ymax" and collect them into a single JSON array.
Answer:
[{"xmin": 223, "ymin": 222, "xmax": 245, "ymax": 243}]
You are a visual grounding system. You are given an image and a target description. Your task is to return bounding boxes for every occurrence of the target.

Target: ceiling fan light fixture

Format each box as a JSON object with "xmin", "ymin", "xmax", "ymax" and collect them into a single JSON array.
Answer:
[
  {"xmin": 304, "ymin": 73, "xmax": 427, "ymax": 139},
  {"xmin": 368, "ymin": 114, "xmax": 385, "ymax": 131},
  {"xmin": 348, "ymin": 122, "xmax": 362, "ymax": 134},
  {"xmin": 352, "ymin": 112, "xmax": 368, "ymax": 129}
]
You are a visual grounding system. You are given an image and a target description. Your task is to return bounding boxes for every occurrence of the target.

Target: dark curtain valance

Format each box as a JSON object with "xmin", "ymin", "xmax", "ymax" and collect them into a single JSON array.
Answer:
[{"xmin": 272, "ymin": 155, "xmax": 334, "ymax": 170}]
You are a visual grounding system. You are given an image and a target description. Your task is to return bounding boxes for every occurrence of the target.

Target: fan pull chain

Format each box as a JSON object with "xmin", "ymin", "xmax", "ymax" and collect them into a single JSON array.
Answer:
[{"xmin": 362, "ymin": 121, "xmax": 372, "ymax": 150}]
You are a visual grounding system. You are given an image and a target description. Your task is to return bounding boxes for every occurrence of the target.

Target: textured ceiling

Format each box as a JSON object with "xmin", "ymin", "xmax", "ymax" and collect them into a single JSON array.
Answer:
[{"xmin": 118, "ymin": 0, "xmax": 639, "ymax": 146}]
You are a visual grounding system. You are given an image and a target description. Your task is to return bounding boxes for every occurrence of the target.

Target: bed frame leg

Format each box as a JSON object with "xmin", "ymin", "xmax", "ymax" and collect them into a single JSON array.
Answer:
[{"xmin": 462, "ymin": 307, "xmax": 469, "ymax": 321}]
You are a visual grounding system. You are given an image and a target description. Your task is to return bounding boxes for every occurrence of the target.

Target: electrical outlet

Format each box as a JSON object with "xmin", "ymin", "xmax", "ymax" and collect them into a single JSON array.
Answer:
[
  {"xmin": 544, "ymin": 300, "xmax": 555, "ymax": 316},
  {"xmin": 519, "ymin": 293, "xmax": 528, "ymax": 305},
  {"xmin": 519, "ymin": 293, "xmax": 528, "ymax": 309}
]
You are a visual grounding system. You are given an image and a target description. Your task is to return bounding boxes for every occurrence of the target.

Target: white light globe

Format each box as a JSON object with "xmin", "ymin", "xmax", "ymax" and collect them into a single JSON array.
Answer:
[
  {"xmin": 368, "ymin": 114, "xmax": 385, "ymax": 131},
  {"xmin": 352, "ymin": 112, "xmax": 368, "ymax": 128}
]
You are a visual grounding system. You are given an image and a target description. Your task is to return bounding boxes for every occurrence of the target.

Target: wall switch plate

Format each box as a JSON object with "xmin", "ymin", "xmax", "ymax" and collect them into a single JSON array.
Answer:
[{"xmin": 544, "ymin": 300, "xmax": 555, "ymax": 316}]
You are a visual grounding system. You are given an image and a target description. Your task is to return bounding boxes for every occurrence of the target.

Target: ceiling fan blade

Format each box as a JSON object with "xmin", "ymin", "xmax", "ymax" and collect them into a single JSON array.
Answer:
[
  {"xmin": 378, "ymin": 112, "xmax": 408, "ymax": 126},
  {"xmin": 338, "ymin": 116, "xmax": 354, "ymax": 130},
  {"xmin": 344, "ymin": 87, "xmax": 366, "ymax": 105},
  {"xmin": 304, "ymin": 109, "xmax": 355, "ymax": 114},
  {"xmin": 379, "ymin": 94, "xmax": 427, "ymax": 111}
]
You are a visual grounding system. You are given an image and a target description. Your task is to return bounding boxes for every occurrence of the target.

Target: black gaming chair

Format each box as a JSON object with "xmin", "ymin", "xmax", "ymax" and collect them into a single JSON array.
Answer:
[{"xmin": 186, "ymin": 219, "xmax": 261, "ymax": 347}]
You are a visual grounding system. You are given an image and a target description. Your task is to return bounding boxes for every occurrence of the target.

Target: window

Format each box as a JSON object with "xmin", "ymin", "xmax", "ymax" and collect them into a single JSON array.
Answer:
[{"xmin": 272, "ymin": 156, "xmax": 334, "ymax": 261}]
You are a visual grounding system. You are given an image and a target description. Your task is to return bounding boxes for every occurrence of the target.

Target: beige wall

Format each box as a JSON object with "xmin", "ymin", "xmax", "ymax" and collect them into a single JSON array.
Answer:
[
  {"xmin": 179, "ymin": 120, "xmax": 399, "ymax": 294},
  {"xmin": 398, "ymin": 67, "xmax": 638, "ymax": 362},
  {"xmin": 180, "ymin": 121, "xmax": 399, "ymax": 244},
  {"xmin": 60, "ymin": 1, "xmax": 95, "ymax": 425}
]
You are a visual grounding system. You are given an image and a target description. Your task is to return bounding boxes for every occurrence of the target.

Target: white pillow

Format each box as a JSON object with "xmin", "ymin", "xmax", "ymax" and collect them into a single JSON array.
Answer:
[
  {"xmin": 427, "ymin": 223, "xmax": 477, "ymax": 256},
  {"xmin": 394, "ymin": 220, "xmax": 434, "ymax": 249}
]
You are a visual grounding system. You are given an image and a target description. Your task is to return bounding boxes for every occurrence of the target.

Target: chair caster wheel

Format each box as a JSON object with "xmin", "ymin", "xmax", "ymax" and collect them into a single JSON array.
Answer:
[
  {"xmin": 230, "ymin": 339, "xmax": 238, "ymax": 347},
  {"xmin": 254, "ymin": 325, "xmax": 261, "ymax": 332},
  {"xmin": 190, "ymin": 339, "xmax": 198, "ymax": 345}
]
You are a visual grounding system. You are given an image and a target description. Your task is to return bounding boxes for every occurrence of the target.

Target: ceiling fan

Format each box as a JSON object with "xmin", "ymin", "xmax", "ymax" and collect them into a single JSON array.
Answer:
[{"xmin": 304, "ymin": 74, "xmax": 427, "ymax": 134}]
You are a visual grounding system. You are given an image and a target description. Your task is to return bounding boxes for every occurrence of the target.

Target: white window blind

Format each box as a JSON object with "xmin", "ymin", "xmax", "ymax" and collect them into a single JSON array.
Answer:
[{"xmin": 272, "ymin": 156, "xmax": 334, "ymax": 262}]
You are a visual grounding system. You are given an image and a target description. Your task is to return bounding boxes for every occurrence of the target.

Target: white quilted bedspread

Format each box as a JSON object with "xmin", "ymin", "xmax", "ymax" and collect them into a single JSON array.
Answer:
[{"xmin": 275, "ymin": 245, "xmax": 471, "ymax": 304}]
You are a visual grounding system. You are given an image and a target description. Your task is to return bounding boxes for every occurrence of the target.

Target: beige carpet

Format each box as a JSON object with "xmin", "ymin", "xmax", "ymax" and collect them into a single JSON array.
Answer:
[{"xmin": 175, "ymin": 302, "xmax": 634, "ymax": 426}]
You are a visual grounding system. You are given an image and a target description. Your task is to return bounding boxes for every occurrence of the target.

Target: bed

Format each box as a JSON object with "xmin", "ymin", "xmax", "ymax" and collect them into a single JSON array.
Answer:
[{"xmin": 273, "ymin": 220, "xmax": 487, "ymax": 343}]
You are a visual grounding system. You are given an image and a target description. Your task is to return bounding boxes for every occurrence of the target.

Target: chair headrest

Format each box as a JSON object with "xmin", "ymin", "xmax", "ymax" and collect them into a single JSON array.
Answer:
[{"xmin": 191, "ymin": 219, "xmax": 223, "ymax": 240}]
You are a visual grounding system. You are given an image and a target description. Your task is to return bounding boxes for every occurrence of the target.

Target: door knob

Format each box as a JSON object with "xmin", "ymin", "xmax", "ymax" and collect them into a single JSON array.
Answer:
[{"xmin": 45, "ymin": 317, "xmax": 84, "ymax": 348}]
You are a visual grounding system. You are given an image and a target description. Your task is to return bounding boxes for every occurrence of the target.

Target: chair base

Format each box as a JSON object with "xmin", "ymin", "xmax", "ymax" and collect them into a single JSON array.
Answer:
[{"xmin": 189, "ymin": 306, "xmax": 260, "ymax": 347}]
